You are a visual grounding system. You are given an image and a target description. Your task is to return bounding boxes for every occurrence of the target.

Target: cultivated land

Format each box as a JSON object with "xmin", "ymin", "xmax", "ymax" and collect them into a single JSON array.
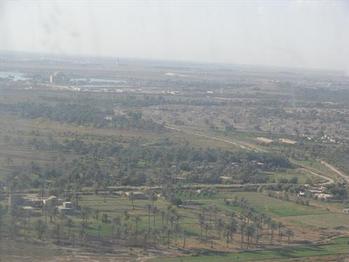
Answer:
[{"xmin": 0, "ymin": 54, "xmax": 349, "ymax": 261}]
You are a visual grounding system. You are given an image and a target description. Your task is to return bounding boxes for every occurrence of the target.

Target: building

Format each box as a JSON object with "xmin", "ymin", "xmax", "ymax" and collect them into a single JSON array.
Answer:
[
  {"xmin": 21, "ymin": 206, "xmax": 35, "ymax": 215},
  {"xmin": 104, "ymin": 115, "xmax": 113, "ymax": 121},
  {"xmin": 112, "ymin": 191, "xmax": 123, "ymax": 197},
  {"xmin": 314, "ymin": 193, "xmax": 333, "ymax": 200},
  {"xmin": 21, "ymin": 194, "xmax": 43, "ymax": 208},
  {"xmin": 49, "ymin": 71, "xmax": 70, "ymax": 84},
  {"xmin": 220, "ymin": 176, "xmax": 233, "ymax": 183},
  {"xmin": 126, "ymin": 191, "xmax": 148, "ymax": 200},
  {"xmin": 343, "ymin": 209, "xmax": 349, "ymax": 214},
  {"xmin": 297, "ymin": 191, "xmax": 305, "ymax": 197},
  {"xmin": 43, "ymin": 195, "xmax": 58, "ymax": 206},
  {"xmin": 58, "ymin": 201, "xmax": 74, "ymax": 215},
  {"xmin": 62, "ymin": 202, "xmax": 73, "ymax": 209}
]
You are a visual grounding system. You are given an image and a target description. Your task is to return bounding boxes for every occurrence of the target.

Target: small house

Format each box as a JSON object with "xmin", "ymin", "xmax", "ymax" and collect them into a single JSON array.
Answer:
[
  {"xmin": 21, "ymin": 206, "xmax": 34, "ymax": 214},
  {"xmin": 132, "ymin": 192, "xmax": 148, "ymax": 200},
  {"xmin": 43, "ymin": 196, "xmax": 58, "ymax": 206},
  {"xmin": 343, "ymin": 209, "xmax": 349, "ymax": 214},
  {"xmin": 126, "ymin": 191, "xmax": 148, "ymax": 200},
  {"xmin": 62, "ymin": 202, "xmax": 73, "ymax": 209},
  {"xmin": 314, "ymin": 193, "xmax": 333, "ymax": 200},
  {"xmin": 58, "ymin": 201, "xmax": 74, "ymax": 215},
  {"xmin": 22, "ymin": 194, "xmax": 43, "ymax": 208},
  {"xmin": 112, "ymin": 191, "xmax": 123, "ymax": 197},
  {"xmin": 297, "ymin": 191, "xmax": 305, "ymax": 197}
]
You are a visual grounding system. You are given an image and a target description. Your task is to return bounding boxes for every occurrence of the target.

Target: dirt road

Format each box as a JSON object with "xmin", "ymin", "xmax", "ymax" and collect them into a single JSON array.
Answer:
[{"xmin": 320, "ymin": 160, "xmax": 349, "ymax": 183}]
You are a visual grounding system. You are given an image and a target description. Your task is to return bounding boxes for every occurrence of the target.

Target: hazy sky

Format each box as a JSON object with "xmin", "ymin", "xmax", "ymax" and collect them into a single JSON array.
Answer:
[{"xmin": 0, "ymin": 0, "xmax": 349, "ymax": 71}]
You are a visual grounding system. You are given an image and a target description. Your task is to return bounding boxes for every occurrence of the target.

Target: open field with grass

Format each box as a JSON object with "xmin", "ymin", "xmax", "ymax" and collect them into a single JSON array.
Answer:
[
  {"xmin": 152, "ymin": 237, "xmax": 349, "ymax": 262},
  {"xmin": 221, "ymin": 192, "xmax": 329, "ymax": 217},
  {"xmin": 285, "ymin": 213, "xmax": 349, "ymax": 229}
]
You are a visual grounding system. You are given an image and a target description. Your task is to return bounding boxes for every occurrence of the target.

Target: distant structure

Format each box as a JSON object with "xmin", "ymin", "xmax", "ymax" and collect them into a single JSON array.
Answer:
[
  {"xmin": 49, "ymin": 71, "xmax": 69, "ymax": 84},
  {"xmin": 58, "ymin": 201, "xmax": 74, "ymax": 215}
]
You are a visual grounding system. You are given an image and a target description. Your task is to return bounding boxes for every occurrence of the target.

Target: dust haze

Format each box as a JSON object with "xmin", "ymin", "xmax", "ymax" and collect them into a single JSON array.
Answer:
[{"xmin": 1, "ymin": 0, "xmax": 348, "ymax": 72}]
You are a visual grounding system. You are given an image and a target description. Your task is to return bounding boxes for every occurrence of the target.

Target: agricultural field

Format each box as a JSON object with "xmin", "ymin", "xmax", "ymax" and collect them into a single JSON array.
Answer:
[{"xmin": 153, "ymin": 237, "xmax": 349, "ymax": 262}]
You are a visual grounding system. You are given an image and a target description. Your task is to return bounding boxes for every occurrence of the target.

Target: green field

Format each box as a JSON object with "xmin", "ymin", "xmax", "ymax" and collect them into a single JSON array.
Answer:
[
  {"xmin": 285, "ymin": 213, "xmax": 349, "ymax": 229},
  {"xmin": 219, "ymin": 192, "xmax": 329, "ymax": 217},
  {"xmin": 153, "ymin": 237, "xmax": 349, "ymax": 262}
]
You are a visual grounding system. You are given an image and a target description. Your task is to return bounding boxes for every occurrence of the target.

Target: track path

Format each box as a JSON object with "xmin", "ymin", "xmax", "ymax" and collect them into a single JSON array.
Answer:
[{"xmin": 165, "ymin": 125, "xmax": 344, "ymax": 186}]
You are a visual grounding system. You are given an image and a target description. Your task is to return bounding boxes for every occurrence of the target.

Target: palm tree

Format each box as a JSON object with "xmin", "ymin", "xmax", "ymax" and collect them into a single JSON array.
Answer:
[
  {"xmin": 97, "ymin": 224, "xmax": 102, "ymax": 240},
  {"xmin": 212, "ymin": 205, "xmax": 218, "ymax": 224},
  {"xmin": 246, "ymin": 209, "xmax": 253, "ymax": 224},
  {"xmin": 204, "ymin": 223, "xmax": 209, "ymax": 241},
  {"xmin": 112, "ymin": 216, "xmax": 121, "ymax": 238},
  {"xmin": 129, "ymin": 192, "xmax": 135, "ymax": 210},
  {"xmin": 133, "ymin": 215, "xmax": 141, "ymax": 238},
  {"xmin": 122, "ymin": 222, "xmax": 129, "ymax": 240},
  {"xmin": 46, "ymin": 202, "xmax": 57, "ymax": 223},
  {"xmin": 151, "ymin": 228, "xmax": 160, "ymax": 245},
  {"xmin": 264, "ymin": 216, "xmax": 272, "ymax": 231},
  {"xmin": 146, "ymin": 204, "xmax": 152, "ymax": 232},
  {"xmin": 52, "ymin": 223, "xmax": 61, "ymax": 244},
  {"xmin": 101, "ymin": 213, "xmax": 109, "ymax": 224},
  {"xmin": 123, "ymin": 210, "xmax": 130, "ymax": 222},
  {"xmin": 150, "ymin": 192, "xmax": 158, "ymax": 205},
  {"xmin": 246, "ymin": 224, "xmax": 256, "ymax": 248},
  {"xmin": 285, "ymin": 228, "xmax": 294, "ymax": 244},
  {"xmin": 94, "ymin": 209, "xmax": 100, "ymax": 222},
  {"xmin": 270, "ymin": 221, "xmax": 278, "ymax": 244},
  {"xmin": 198, "ymin": 213, "xmax": 205, "ymax": 241},
  {"xmin": 151, "ymin": 206, "xmax": 159, "ymax": 227},
  {"xmin": 66, "ymin": 218, "xmax": 74, "ymax": 241},
  {"xmin": 228, "ymin": 218, "xmax": 238, "ymax": 243},
  {"xmin": 161, "ymin": 210, "xmax": 166, "ymax": 226},
  {"xmin": 216, "ymin": 218, "xmax": 225, "ymax": 239},
  {"xmin": 0, "ymin": 204, "xmax": 7, "ymax": 235},
  {"xmin": 173, "ymin": 223, "xmax": 181, "ymax": 246},
  {"xmin": 166, "ymin": 227, "xmax": 171, "ymax": 248},
  {"xmin": 255, "ymin": 221, "xmax": 263, "ymax": 245},
  {"xmin": 80, "ymin": 207, "xmax": 91, "ymax": 224},
  {"xmin": 34, "ymin": 219, "xmax": 47, "ymax": 240},
  {"xmin": 79, "ymin": 221, "xmax": 87, "ymax": 241},
  {"xmin": 240, "ymin": 222, "xmax": 246, "ymax": 249},
  {"xmin": 260, "ymin": 213, "xmax": 267, "ymax": 229},
  {"xmin": 278, "ymin": 222, "xmax": 284, "ymax": 242},
  {"xmin": 8, "ymin": 218, "xmax": 19, "ymax": 240},
  {"xmin": 224, "ymin": 225, "xmax": 230, "ymax": 247},
  {"xmin": 160, "ymin": 226, "xmax": 167, "ymax": 244}
]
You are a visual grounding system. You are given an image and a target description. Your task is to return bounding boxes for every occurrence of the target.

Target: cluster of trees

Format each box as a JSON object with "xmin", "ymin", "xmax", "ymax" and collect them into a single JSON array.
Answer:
[
  {"xmin": 0, "ymin": 102, "xmax": 163, "ymax": 131},
  {"xmin": 326, "ymin": 183, "xmax": 348, "ymax": 200},
  {"xmin": 296, "ymin": 88, "xmax": 349, "ymax": 105},
  {"xmin": 222, "ymin": 197, "xmax": 294, "ymax": 247},
  {"xmin": 111, "ymin": 95, "xmax": 225, "ymax": 107},
  {"xmin": 267, "ymin": 191, "xmax": 310, "ymax": 206},
  {"xmin": 0, "ymin": 199, "xmax": 185, "ymax": 249},
  {"xmin": 146, "ymin": 187, "xmax": 295, "ymax": 249},
  {"xmin": 266, "ymin": 183, "xmax": 305, "ymax": 193},
  {"xmin": 19, "ymin": 136, "xmax": 294, "ymax": 191},
  {"xmin": 0, "ymin": 194, "xmax": 295, "ymax": 251}
]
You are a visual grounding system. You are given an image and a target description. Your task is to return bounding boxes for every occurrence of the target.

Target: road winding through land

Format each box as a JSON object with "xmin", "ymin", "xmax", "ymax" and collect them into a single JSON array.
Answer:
[{"xmin": 165, "ymin": 124, "xmax": 346, "ymax": 186}]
